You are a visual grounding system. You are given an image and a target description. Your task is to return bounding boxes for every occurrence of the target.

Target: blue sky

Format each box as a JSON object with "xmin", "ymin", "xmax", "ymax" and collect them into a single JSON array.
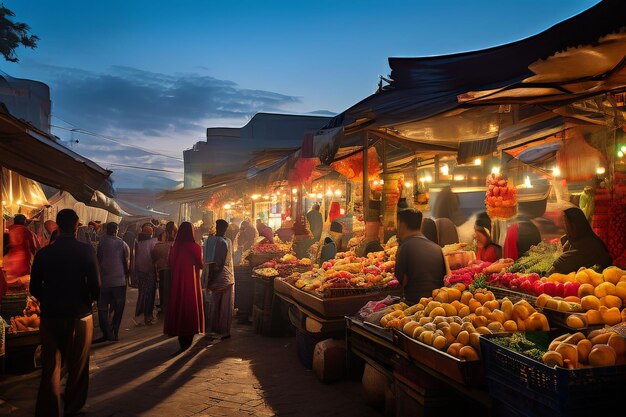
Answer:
[{"xmin": 2, "ymin": 0, "xmax": 600, "ymax": 188}]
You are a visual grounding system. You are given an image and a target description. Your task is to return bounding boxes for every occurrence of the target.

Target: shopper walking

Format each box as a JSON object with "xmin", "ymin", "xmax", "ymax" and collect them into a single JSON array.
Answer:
[
  {"xmin": 152, "ymin": 221, "xmax": 177, "ymax": 317},
  {"xmin": 133, "ymin": 225, "xmax": 158, "ymax": 325},
  {"xmin": 306, "ymin": 204, "xmax": 323, "ymax": 241},
  {"xmin": 30, "ymin": 209, "xmax": 100, "ymax": 417},
  {"xmin": 164, "ymin": 222, "xmax": 204, "ymax": 354},
  {"xmin": 204, "ymin": 219, "xmax": 235, "ymax": 339},
  {"xmin": 95, "ymin": 222, "xmax": 130, "ymax": 342}
]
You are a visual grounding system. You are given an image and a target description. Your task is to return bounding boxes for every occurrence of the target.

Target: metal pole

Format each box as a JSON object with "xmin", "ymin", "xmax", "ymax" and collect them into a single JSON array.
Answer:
[
  {"xmin": 362, "ymin": 131, "xmax": 370, "ymax": 217},
  {"xmin": 382, "ymin": 138, "xmax": 388, "ymax": 218}
]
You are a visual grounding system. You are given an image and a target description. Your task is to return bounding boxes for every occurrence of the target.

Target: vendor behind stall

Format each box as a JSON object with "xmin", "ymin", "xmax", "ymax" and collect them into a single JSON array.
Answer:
[
  {"xmin": 503, "ymin": 213, "xmax": 542, "ymax": 260},
  {"xmin": 548, "ymin": 207, "xmax": 612, "ymax": 274},
  {"xmin": 355, "ymin": 216, "xmax": 383, "ymax": 258},
  {"xmin": 474, "ymin": 212, "xmax": 501, "ymax": 263},
  {"xmin": 395, "ymin": 209, "xmax": 446, "ymax": 304}
]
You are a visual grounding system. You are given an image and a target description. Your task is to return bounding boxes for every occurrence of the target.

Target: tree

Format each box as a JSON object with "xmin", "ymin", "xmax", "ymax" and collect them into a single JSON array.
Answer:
[{"xmin": 0, "ymin": 4, "xmax": 38, "ymax": 63}]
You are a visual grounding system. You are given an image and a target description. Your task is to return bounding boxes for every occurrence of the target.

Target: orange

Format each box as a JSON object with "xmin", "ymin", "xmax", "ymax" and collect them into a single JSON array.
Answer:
[
  {"xmin": 460, "ymin": 291, "xmax": 473, "ymax": 306},
  {"xmin": 599, "ymin": 306, "xmax": 622, "ymax": 325},
  {"xmin": 446, "ymin": 288, "xmax": 462, "ymax": 302},
  {"xmin": 574, "ymin": 270, "xmax": 591, "ymax": 284},
  {"xmin": 566, "ymin": 315, "xmax": 586, "ymax": 330},
  {"xmin": 503, "ymin": 320, "xmax": 518, "ymax": 332},
  {"xmin": 577, "ymin": 339, "xmax": 592, "ymax": 364},
  {"xmin": 581, "ymin": 295, "xmax": 601, "ymax": 311},
  {"xmin": 564, "ymin": 296, "xmax": 581, "ymax": 304},
  {"xmin": 608, "ymin": 333, "xmax": 626, "ymax": 356},
  {"xmin": 441, "ymin": 303, "xmax": 457, "ymax": 317},
  {"xmin": 536, "ymin": 294, "xmax": 551, "ymax": 308},
  {"xmin": 603, "ymin": 267, "xmax": 624, "ymax": 285},
  {"xmin": 615, "ymin": 282, "xmax": 626, "ymax": 301},
  {"xmin": 594, "ymin": 282, "xmax": 616, "ymax": 298},
  {"xmin": 474, "ymin": 292, "xmax": 487, "ymax": 304},
  {"xmin": 585, "ymin": 309, "xmax": 603, "ymax": 325},
  {"xmin": 458, "ymin": 306, "xmax": 470, "ymax": 317},
  {"xmin": 469, "ymin": 299, "xmax": 482, "ymax": 313},
  {"xmin": 578, "ymin": 283, "xmax": 595, "ymax": 298},
  {"xmin": 484, "ymin": 300, "xmax": 499, "ymax": 311},
  {"xmin": 429, "ymin": 307, "xmax": 446, "ymax": 318},
  {"xmin": 588, "ymin": 344, "xmax": 617, "ymax": 367},
  {"xmin": 600, "ymin": 295, "xmax": 622, "ymax": 309}
]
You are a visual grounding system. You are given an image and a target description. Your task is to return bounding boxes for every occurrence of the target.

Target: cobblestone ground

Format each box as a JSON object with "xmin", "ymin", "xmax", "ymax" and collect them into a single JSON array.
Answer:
[{"xmin": 0, "ymin": 289, "xmax": 381, "ymax": 417}]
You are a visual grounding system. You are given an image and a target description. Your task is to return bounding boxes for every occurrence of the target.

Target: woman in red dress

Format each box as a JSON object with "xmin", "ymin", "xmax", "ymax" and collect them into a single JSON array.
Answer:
[{"xmin": 164, "ymin": 222, "xmax": 204, "ymax": 354}]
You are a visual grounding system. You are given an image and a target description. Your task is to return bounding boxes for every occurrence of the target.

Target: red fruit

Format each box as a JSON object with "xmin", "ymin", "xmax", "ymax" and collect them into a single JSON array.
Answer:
[
  {"xmin": 554, "ymin": 282, "xmax": 564, "ymax": 298},
  {"xmin": 493, "ymin": 187, "xmax": 501, "ymax": 196},
  {"xmin": 542, "ymin": 282, "xmax": 557, "ymax": 297},
  {"xmin": 563, "ymin": 282, "xmax": 580, "ymax": 298},
  {"xmin": 498, "ymin": 179, "xmax": 506, "ymax": 186},
  {"xmin": 520, "ymin": 280, "xmax": 533, "ymax": 294},
  {"xmin": 533, "ymin": 281, "xmax": 545, "ymax": 296},
  {"xmin": 527, "ymin": 274, "xmax": 540, "ymax": 283}
]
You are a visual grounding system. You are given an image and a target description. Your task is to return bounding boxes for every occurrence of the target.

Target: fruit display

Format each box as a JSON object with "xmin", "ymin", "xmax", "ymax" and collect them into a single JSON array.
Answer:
[
  {"xmin": 485, "ymin": 172, "xmax": 517, "ymax": 220},
  {"xmin": 285, "ymin": 243, "xmax": 400, "ymax": 297},
  {"xmin": 378, "ymin": 286, "xmax": 550, "ymax": 360},
  {"xmin": 8, "ymin": 296, "xmax": 40, "ymax": 334},
  {"xmin": 508, "ymin": 242, "xmax": 563, "ymax": 276},
  {"xmin": 542, "ymin": 330, "xmax": 626, "ymax": 368},
  {"xmin": 251, "ymin": 242, "xmax": 291, "ymax": 255},
  {"xmin": 253, "ymin": 254, "xmax": 313, "ymax": 278}
]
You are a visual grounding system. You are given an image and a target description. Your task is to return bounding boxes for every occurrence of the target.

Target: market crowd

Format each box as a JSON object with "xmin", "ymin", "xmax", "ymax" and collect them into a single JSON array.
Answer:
[{"xmin": 1, "ymin": 194, "xmax": 613, "ymax": 417}]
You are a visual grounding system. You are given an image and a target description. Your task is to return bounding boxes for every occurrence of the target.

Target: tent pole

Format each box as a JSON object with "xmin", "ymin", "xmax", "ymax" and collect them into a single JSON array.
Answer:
[{"xmin": 362, "ymin": 131, "xmax": 369, "ymax": 218}]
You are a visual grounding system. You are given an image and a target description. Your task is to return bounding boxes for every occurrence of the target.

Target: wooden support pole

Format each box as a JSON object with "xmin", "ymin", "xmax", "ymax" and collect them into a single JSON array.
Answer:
[
  {"xmin": 434, "ymin": 155, "xmax": 440, "ymax": 183},
  {"xmin": 362, "ymin": 131, "xmax": 370, "ymax": 217},
  {"xmin": 0, "ymin": 166, "xmax": 3, "ymax": 257}
]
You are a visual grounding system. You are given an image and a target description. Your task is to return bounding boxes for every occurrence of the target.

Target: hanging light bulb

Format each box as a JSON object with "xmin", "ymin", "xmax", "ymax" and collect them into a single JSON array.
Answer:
[
  {"xmin": 553, "ymin": 166, "xmax": 561, "ymax": 177},
  {"xmin": 316, "ymin": 193, "xmax": 323, "ymax": 199},
  {"xmin": 440, "ymin": 164, "xmax": 449, "ymax": 176},
  {"xmin": 292, "ymin": 188, "xmax": 298, "ymax": 194},
  {"xmin": 334, "ymin": 189, "xmax": 342, "ymax": 197},
  {"xmin": 404, "ymin": 181, "xmax": 412, "ymax": 188},
  {"xmin": 491, "ymin": 167, "xmax": 501, "ymax": 175},
  {"xmin": 251, "ymin": 194, "xmax": 259, "ymax": 200},
  {"xmin": 474, "ymin": 158, "xmax": 482, "ymax": 166},
  {"xmin": 424, "ymin": 174, "xmax": 433, "ymax": 182},
  {"xmin": 373, "ymin": 180, "xmax": 379, "ymax": 186},
  {"xmin": 326, "ymin": 189, "xmax": 333, "ymax": 197},
  {"xmin": 223, "ymin": 204, "xmax": 231, "ymax": 209},
  {"xmin": 524, "ymin": 176, "xmax": 532, "ymax": 188},
  {"xmin": 596, "ymin": 167, "xmax": 606, "ymax": 175}
]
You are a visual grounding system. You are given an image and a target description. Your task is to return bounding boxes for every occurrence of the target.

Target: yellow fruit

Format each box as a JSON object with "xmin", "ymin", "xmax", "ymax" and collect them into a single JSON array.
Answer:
[
  {"xmin": 458, "ymin": 346, "xmax": 479, "ymax": 361},
  {"xmin": 456, "ymin": 330, "xmax": 470, "ymax": 345},
  {"xmin": 489, "ymin": 309, "xmax": 506, "ymax": 324},
  {"xmin": 595, "ymin": 282, "xmax": 616, "ymax": 298},
  {"xmin": 441, "ymin": 303, "xmax": 457, "ymax": 317},
  {"xmin": 536, "ymin": 294, "xmax": 551, "ymax": 308},
  {"xmin": 622, "ymin": 309, "xmax": 626, "ymax": 323},
  {"xmin": 600, "ymin": 306, "xmax": 622, "ymax": 325},
  {"xmin": 545, "ymin": 299, "xmax": 560, "ymax": 310},
  {"xmin": 458, "ymin": 306, "xmax": 470, "ymax": 317},
  {"xmin": 501, "ymin": 300, "xmax": 514, "ymax": 320},
  {"xmin": 581, "ymin": 295, "xmax": 601, "ymax": 311},
  {"xmin": 555, "ymin": 343, "xmax": 579, "ymax": 369},
  {"xmin": 578, "ymin": 283, "xmax": 595, "ymax": 298},
  {"xmin": 429, "ymin": 307, "xmax": 446, "ymax": 318},
  {"xmin": 403, "ymin": 321, "xmax": 420, "ymax": 335},
  {"xmin": 588, "ymin": 344, "xmax": 616, "ymax": 367},
  {"xmin": 566, "ymin": 315, "xmax": 586, "ymax": 330},
  {"xmin": 469, "ymin": 299, "xmax": 481, "ymax": 313},
  {"xmin": 433, "ymin": 335, "xmax": 447, "ymax": 350},
  {"xmin": 577, "ymin": 339, "xmax": 592, "ymax": 364},
  {"xmin": 450, "ymin": 300, "xmax": 464, "ymax": 311},
  {"xmin": 434, "ymin": 290, "xmax": 449, "ymax": 303},
  {"xmin": 483, "ymin": 300, "xmax": 499, "ymax": 311},
  {"xmin": 608, "ymin": 333, "xmax": 626, "ymax": 356},
  {"xmin": 525, "ymin": 312, "xmax": 550, "ymax": 332},
  {"xmin": 603, "ymin": 267, "xmax": 624, "ymax": 285},
  {"xmin": 447, "ymin": 288, "xmax": 462, "ymax": 302},
  {"xmin": 474, "ymin": 292, "xmax": 487, "ymax": 304},
  {"xmin": 575, "ymin": 270, "xmax": 591, "ymax": 284},
  {"xmin": 475, "ymin": 326, "xmax": 492, "ymax": 335},
  {"xmin": 600, "ymin": 295, "xmax": 622, "ymax": 309},
  {"xmin": 543, "ymin": 351, "xmax": 564, "ymax": 368},
  {"xmin": 588, "ymin": 269, "xmax": 605, "ymax": 287},
  {"xmin": 421, "ymin": 330, "xmax": 435, "ymax": 345},
  {"xmin": 503, "ymin": 320, "xmax": 518, "ymax": 332},
  {"xmin": 615, "ymin": 282, "xmax": 626, "ymax": 301},
  {"xmin": 448, "ymin": 322, "xmax": 462, "ymax": 337},
  {"xmin": 550, "ymin": 273, "xmax": 568, "ymax": 283},
  {"xmin": 469, "ymin": 332, "xmax": 481, "ymax": 351},
  {"xmin": 475, "ymin": 306, "xmax": 490, "ymax": 318},
  {"xmin": 460, "ymin": 291, "xmax": 473, "ymax": 305},
  {"xmin": 487, "ymin": 322, "xmax": 504, "ymax": 333},
  {"xmin": 513, "ymin": 304, "xmax": 531, "ymax": 320},
  {"xmin": 473, "ymin": 315, "xmax": 489, "ymax": 328},
  {"xmin": 412, "ymin": 326, "xmax": 426, "ymax": 339},
  {"xmin": 591, "ymin": 332, "xmax": 612, "ymax": 345},
  {"xmin": 586, "ymin": 309, "xmax": 603, "ymax": 325},
  {"xmin": 447, "ymin": 342, "xmax": 463, "ymax": 357}
]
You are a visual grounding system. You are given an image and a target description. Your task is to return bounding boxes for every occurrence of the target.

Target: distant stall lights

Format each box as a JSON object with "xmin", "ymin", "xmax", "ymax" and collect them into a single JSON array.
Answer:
[
  {"xmin": 404, "ymin": 181, "xmax": 412, "ymax": 188},
  {"xmin": 440, "ymin": 164, "xmax": 449, "ymax": 176},
  {"xmin": 334, "ymin": 189, "xmax": 342, "ymax": 197},
  {"xmin": 316, "ymin": 193, "xmax": 322, "ymax": 199},
  {"xmin": 474, "ymin": 158, "xmax": 482, "ymax": 166},
  {"xmin": 553, "ymin": 166, "xmax": 561, "ymax": 177},
  {"xmin": 597, "ymin": 167, "xmax": 606, "ymax": 175},
  {"xmin": 223, "ymin": 203, "xmax": 231, "ymax": 209},
  {"xmin": 453, "ymin": 175, "xmax": 465, "ymax": 181},
  {"xmin": 251, "ymin": 194, "xmax": 259, "ymax": 200},
  {"xmin": 292, "ymin": 188, "xmax": 298, "ymax": 194},
  {"xmin": 491, "ymin": 167, "xmax": 500, "ymax": 175}
]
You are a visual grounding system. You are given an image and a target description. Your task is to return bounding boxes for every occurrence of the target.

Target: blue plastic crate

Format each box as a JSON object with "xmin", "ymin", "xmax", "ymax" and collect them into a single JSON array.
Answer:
[{"xmin": 480, "ymin": 334, "xmax": 626, "ymax": 416}]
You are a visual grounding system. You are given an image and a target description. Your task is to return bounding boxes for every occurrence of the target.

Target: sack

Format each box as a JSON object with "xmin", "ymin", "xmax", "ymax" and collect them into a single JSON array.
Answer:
[{"xmin": 201, "ymin": 262, "xmax": 216, "ymax": 289}]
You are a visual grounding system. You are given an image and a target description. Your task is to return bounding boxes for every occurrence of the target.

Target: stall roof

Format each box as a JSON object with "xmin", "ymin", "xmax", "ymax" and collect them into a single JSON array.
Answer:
[
  {"xmin": 317, "ymin": 0, "xmax": 626, "ymax": 159},
  {"xmin": 0, "ymin": 106, "xmax": 114, "ymax": 203}
]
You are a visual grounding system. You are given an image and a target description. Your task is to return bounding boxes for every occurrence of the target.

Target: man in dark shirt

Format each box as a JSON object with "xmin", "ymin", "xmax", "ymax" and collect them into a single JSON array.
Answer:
[
  {"xmin": 306, "ymin": 204, "xmax": 323, "ymax": 241},
  {"xmin": 95, "ymin": 222, "xmax": 130, "ymax": 342},
  {"xmin": 394, "ymin": 209, "xmax": 446, "ymax": 305},
  {"xmin": 30, "ymin": 209, "xmax": 100, "ymax": 417}
]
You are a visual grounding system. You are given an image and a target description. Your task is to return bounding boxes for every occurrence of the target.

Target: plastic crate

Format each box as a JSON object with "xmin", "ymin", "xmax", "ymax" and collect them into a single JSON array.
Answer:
[{"xmin": 480, "ymin": 334, "xmax": 626, "ymax": 416}]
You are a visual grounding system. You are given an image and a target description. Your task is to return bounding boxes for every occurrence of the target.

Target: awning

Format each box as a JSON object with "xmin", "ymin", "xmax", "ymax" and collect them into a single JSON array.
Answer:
[
  {"xmin": 317, "ymin": 0, "xmax": 626, "ymax": 157},
  {"xmin": 0, "ymin": 106, "xmax": 114, "ymax": 203},
  {"xmin": 1, "ymin": 168, "xmax": 48, "ymax": 215}
]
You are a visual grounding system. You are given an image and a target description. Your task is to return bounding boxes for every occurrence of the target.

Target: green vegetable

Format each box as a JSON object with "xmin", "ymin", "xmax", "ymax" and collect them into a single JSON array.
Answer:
[
  {"xmin": 491, "ymin": 333, "xmax": 546, "ymax": 361},
  {"xmin": 509, "ymin": 242, "xmax": 563, "ymax": 276},
  {"xmin": 469, "ymin": 274, "xmax": 488, "ymax": 292}
]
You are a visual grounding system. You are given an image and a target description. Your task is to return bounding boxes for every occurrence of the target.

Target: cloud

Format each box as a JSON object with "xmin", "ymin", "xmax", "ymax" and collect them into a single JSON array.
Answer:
[{"xmin": 34, "ymin": 63, "xmax": 301, "ymax": 136}]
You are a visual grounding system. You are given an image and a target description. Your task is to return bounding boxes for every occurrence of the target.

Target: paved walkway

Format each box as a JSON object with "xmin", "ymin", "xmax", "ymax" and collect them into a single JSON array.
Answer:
[{"xmin": 0, "ymin": 289, "xmax": 381, "ymax": 417}]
